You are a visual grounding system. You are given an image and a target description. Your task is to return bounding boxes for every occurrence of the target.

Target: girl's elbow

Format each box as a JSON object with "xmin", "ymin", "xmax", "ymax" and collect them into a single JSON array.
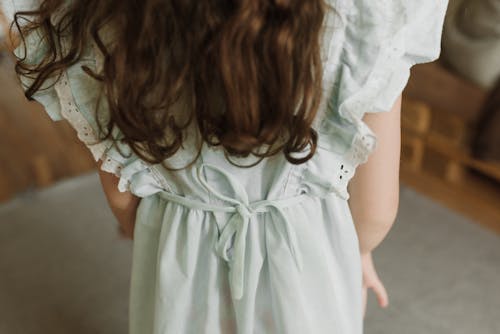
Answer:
[
  {"xmin": 358, "ymin": 196, "xmax": 400, "ymax": 227},
  {"xmin": 380, "ymin": 196, "xmax": 400, "ymax": 226}
]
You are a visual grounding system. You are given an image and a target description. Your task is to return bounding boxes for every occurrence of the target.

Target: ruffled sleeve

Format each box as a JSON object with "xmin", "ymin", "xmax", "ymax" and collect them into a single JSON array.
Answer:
[
  {"xmin": 316, "ymin": 0, "xmax": 449, "ymax": 166},
  {"xmin": 13, "ymin": 26, "xmax": 167, "ymax": 197}
]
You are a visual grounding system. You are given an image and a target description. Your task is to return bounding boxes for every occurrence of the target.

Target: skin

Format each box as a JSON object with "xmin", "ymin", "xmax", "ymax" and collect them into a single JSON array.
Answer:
[
  {"xmin": 348, "ymin": 94, "xmax": 402, "ymax": 315},
  {"xmin": 97, "ymin": 159, "xmax": 140, "ymax": 240}
]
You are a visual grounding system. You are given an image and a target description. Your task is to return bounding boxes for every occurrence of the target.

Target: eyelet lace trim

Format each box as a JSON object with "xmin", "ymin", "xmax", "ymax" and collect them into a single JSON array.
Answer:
[
  {"xmin": 54, "ymin": 70, "xmax": 110, "ymax": 164},
  {"xmin": 313, "ymin": 1, "xmax": 399, "ymax": 176},
  {"xmin": 54, "ymin": 76, "xmax": 120, "ymax": 179},
  {"xmin": 53, "ymin": 68, "xmax": 169, "ymax": 192}
]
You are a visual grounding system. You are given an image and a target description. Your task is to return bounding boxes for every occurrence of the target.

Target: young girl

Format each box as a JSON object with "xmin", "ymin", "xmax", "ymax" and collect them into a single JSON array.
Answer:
[{"xmin": 6, "ymin": 0, "xmax": 448, "ymax": 332}]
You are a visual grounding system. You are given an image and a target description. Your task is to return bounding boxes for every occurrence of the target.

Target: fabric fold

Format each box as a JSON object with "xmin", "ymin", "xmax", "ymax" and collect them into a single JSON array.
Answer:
[
  {"xmin": 317, "ymin": 0, "xmax": 449, "ymax": 169},
  {"xmin": 13, "ymin": 26, "xmax": 164, "ymax": 197}
]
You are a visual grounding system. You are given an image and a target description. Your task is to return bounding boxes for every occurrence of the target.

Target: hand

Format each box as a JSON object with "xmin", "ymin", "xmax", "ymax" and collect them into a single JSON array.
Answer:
[{"xmin": 361, "ymin": 251, "xmax": 389, "ymax": 317}]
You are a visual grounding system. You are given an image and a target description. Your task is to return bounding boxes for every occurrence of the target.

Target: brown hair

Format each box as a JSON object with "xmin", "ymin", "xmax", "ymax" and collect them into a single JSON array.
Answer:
[{"xmin": 13, "ymin": 0, "xmax": 328, "ymax": 169}]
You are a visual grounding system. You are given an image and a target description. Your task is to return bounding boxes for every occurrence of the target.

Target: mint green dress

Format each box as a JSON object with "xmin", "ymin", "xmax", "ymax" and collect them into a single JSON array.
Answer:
[{"xmin": 9, "ymin": 0, "xmax": 449, "ymax": 332}]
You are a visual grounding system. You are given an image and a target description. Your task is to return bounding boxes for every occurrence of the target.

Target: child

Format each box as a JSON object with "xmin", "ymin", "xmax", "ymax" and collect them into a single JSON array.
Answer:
[{"xmin": 6, "ymin": 0, "xmax": 448, "ymax": 332}]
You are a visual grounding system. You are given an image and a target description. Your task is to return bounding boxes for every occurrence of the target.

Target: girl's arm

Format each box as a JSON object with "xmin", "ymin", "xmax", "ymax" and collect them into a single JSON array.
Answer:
[
  {"xmin": 347, "ymin": 95, "xmax": 401, "ymax": 255},
  {"xmin": 97, "ymin": 159, "xmax": 141, "ymax": 240}
]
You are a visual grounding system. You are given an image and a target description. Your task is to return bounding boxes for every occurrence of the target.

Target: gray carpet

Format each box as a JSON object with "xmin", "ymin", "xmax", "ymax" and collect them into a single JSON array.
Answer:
[{"xmin": 0, "ymin": 172, "xmax": 498, "ymax": 334}]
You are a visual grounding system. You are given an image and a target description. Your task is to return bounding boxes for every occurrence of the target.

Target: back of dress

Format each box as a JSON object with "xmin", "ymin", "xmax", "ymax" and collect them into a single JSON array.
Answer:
[{"xmin": 9, "ymin": 0, "xmax": 449, "ymax": 332}]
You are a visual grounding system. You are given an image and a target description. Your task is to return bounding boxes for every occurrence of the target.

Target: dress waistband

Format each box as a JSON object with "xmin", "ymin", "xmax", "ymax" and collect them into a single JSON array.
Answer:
[{"xmin": 155, "ymin": 162, "xmax": 311, "ymax": 300}]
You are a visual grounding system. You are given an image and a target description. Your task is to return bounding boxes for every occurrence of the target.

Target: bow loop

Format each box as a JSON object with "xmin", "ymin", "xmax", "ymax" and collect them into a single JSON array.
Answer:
[
  {"xmin": 183, "ymin": 162, "xmax": 309, "ymax": 300},
  {"xmin": 236, "ymin": 203, "xmax": 253, "ymax": 220}
]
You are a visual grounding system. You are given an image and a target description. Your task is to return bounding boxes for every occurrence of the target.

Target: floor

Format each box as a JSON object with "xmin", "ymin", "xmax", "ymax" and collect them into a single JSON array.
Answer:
[{"xmin": 0, "ymin": 172, "xmax": 498, "ymax": 334}]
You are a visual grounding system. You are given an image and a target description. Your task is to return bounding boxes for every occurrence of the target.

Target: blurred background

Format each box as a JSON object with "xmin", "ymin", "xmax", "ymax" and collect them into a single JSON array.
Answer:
[{"xmin": 0, "ymin": 0, "xmax": 499, "ymax": 333}]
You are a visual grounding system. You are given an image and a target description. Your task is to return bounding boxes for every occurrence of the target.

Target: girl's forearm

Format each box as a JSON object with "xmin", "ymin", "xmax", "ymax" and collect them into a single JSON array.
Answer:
[
  {"xmin": 351, "ymin": 211, "xmax": 398, "ymax": 255},
  {"xmin": 348, "ymin": 161, "xmax": 400, "ymax": 255}
]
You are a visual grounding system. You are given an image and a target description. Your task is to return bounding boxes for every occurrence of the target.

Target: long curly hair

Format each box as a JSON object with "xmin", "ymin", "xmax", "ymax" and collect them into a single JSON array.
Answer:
[{"xmin": 13, "ymin": 0, "xmax": 328, "ymax": 169}]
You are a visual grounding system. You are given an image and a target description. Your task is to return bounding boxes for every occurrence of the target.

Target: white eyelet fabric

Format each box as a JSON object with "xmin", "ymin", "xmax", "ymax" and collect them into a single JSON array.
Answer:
[
  {"xmin": 9, "ymin": 1, "xmax": 449, "ymax": 332},
  {"xmin": 9, "ymin": 0, "xmax": 449, "ymax": 200}
]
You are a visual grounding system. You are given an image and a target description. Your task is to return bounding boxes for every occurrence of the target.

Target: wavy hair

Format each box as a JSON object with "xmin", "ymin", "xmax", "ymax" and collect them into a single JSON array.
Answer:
[{"xmin": 13, "ymin": 0, "xmax": 328, "ymax": 169}]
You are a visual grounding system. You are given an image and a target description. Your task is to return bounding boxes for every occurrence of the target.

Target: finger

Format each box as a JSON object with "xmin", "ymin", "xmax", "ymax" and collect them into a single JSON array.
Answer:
[
  {"xmin": 371, "ymin": 279, "xmax": 389, "ymax": 308},
  {"xmin": 362, "ymin": 286, "xmax": 367, "ymax": 318}
]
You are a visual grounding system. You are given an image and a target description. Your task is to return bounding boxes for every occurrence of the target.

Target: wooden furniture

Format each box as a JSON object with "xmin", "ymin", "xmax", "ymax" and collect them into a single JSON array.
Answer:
[
  {"xmin": 401, "ymin": 62, "xmax": 500, "ymax": 232},
  {"xmin": 0, "ymin": 55, "xmax": 95, "ymax": 202}
]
